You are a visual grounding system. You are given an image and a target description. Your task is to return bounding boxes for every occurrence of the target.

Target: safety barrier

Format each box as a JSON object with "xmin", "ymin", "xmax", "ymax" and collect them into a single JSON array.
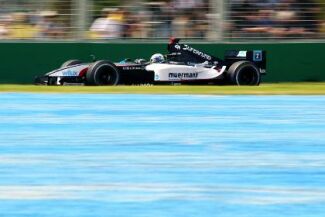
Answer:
[{"xmin": 0, "ymin": 41, "xmax": 324, "ymax": 84}]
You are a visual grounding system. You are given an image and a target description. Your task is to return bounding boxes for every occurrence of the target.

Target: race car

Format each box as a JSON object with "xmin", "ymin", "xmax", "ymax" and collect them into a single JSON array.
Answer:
[{"xmin": 34, "ymin": 38, "xmax": 266, "ymax": 86}]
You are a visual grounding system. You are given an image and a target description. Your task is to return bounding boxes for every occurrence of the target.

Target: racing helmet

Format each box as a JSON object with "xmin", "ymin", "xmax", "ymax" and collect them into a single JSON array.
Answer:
[{"xmin": 150, "ymin": 53, "xmax": 165, "ymax": 63}]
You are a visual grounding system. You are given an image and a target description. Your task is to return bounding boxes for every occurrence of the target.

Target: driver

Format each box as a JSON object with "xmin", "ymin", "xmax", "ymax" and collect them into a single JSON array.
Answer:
[{"xmin": 150, "ymin": 53, "xmax": 165, "ymax": 63}]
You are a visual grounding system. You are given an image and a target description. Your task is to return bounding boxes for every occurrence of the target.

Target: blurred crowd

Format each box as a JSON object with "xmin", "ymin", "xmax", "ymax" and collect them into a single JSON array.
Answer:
[
  {"xmin": 89, "ymin": 0, "xmax": 209, "ymax": 39},
  {"xmin": 0, "ymin": 10, "xmax": 66, "ymax": 39},
  {"xmin": 0, "ymin": 0, "xmax": 324, "ymax": 40},
  {"xmin": 89, "ymin": 0, "xmax": 325, "ymax": 39},
  {"xmin": 228, "ymin": 0, "xmax": 325, "ymax": 39}
]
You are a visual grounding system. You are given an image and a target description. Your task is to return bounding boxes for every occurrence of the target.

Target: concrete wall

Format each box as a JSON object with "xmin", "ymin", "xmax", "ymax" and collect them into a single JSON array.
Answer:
[{"xmin": 0, "ymin": 42, "xmax": 324, "ymax": 84}]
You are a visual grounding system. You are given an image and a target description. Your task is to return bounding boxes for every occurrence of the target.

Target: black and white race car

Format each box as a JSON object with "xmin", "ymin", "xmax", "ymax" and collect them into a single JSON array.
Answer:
[{"xmin": 35, "ymin": 38, "xmax": 266, "ymax": 86}]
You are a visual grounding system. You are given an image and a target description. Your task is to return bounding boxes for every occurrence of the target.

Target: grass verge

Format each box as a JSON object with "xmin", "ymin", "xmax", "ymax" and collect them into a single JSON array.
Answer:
[{"xmin": 0, "ymin": 83, "xmax": 325, "ymax": 95}]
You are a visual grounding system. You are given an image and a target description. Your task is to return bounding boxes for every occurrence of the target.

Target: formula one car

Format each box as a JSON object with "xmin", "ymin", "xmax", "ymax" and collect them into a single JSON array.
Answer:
[{"xmin": 34, "ymin": 38, "xmax": 266, "ymax": 86}]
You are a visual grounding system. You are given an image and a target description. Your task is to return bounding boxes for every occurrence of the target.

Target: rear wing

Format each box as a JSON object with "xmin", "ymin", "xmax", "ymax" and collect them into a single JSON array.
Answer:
[{"xmin": 225, "ymin": 50, "xmax": 266, "ymax": 73}]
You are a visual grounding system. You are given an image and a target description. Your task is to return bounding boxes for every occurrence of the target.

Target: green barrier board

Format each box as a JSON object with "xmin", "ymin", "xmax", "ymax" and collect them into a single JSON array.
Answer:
[{"xmin": 0, "ymin": 42, "xmax": 324, "ymax": 83}]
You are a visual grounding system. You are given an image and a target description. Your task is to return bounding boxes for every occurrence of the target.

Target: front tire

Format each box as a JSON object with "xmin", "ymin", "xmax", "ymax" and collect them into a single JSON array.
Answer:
[
  {"xmin": 227, "ymin": 61, "xmax": 261, "ymax": 86},
  {"xmin": 86, "ymin": 60, "xmax": 120, "ymax": 86}
]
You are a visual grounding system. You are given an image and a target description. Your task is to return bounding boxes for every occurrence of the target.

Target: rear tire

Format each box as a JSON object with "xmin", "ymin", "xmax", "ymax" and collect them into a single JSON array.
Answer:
[
  {"xmin": 227, "ymin": 61, "xmax": 261, "ymax": 86},
  {"xmin": 86, "ymin": 60, "xmax": 120, "ymax": 86},
  {"xmin": 61, "ymin": 59, "xmax": 82, "ymax": 68}
]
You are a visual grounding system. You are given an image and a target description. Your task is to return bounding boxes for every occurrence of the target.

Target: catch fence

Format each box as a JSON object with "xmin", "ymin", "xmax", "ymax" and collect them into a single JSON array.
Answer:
[{"xmin": 0, "ymin": 0, "xmax": 324, "ymax": 41}]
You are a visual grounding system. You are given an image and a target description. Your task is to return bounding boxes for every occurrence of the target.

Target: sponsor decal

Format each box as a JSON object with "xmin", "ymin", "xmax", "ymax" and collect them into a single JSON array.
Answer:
[
  {"xmin": 182, "ymin": 45, "xmax": 212, "ymax": 61},
  {"xmin": 253, "ymin": 50, "xmax": 263, "ymax": 62},
  {"xmin": 122, "ymin": 66, "xmax": 143, "ymax": 70},
  {"xmin": 175, "ymin": 45, "xmax": 181, "ymax": 50},
  {"xmin": 237, "ymin": 51, "xmax": 247, "ymax": 57},
  {"xmin": 62, "ymin": 70, "xmax": 78, "ymax": 76},
  {"xmin": 155, "ymin": 74, "xmax": 160, "ymax": 81},
  {"xmin": 169, "ymin": 72, "xmax": 198, "ymax": 79}
]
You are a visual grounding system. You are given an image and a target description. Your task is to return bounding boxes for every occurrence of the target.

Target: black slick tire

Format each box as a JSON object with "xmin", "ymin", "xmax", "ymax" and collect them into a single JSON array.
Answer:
[
  {"xmin": 227, "ymin": 61, "xmax": 261, "ymax": 86},
  {"xmin": 86, "ymin": 60, "xmax": 120, "ymax": 86}
]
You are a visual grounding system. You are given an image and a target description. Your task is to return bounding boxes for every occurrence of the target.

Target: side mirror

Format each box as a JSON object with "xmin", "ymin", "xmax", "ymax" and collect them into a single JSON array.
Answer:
[{"xmin": 90, "ymin": 54, "xmax": 96, "ymax": 62}]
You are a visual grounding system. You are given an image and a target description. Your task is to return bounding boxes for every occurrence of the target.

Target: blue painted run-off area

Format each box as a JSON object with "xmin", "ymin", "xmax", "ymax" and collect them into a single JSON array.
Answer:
[{"xmin": 0, "ymin": 94, "xmax": 325, "ymax": 217}]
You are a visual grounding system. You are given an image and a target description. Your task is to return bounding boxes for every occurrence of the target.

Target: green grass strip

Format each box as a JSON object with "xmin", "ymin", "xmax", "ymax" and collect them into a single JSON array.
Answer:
[{"xmin": 0, "ymin": 83, "xmax": 325, "ymax": 95}]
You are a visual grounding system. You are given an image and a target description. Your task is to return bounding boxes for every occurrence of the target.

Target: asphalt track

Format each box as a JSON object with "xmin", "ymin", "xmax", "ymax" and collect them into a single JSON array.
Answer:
[{"xmin": 0, "ymin": 93, "xmax": 325, "ymax": 217}]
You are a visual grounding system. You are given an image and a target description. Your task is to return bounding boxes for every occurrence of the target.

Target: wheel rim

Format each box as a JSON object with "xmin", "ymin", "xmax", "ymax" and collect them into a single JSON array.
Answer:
[
  {"xmin": 95, "ymin": 64, "xmax": 118, "ymax": 85},
  {"xmin": 237, "ymin": 66, "xmax": 259, "ymax": 85}
]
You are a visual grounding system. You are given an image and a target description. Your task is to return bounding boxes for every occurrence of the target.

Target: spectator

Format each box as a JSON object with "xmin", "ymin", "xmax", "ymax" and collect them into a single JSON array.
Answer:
[
  {"xmin": 228, "ymin": 0, "xmax": 323, "ymax": 39},
  {"xmin": 9, "ymin": 12, "xmax": 38, "ymax": 39},
  {"xmin": 296, "ymin": 0, "xmax": 321, "ymax": 35},
  {"xmin": 172, "ymin": 0, "xmax": 203, "ymax": 12},
  {"xmin": 249, "ymin": 0, "xmax": 280, "ymax": 8},
  {"xmin": 190, "ymin": 3, "xmax": 209, "ymax": 38},
  {"xmin": 141, "ymin": 1, "xmax": 176, "ymax": 38},
  {"xmin": 89, "ymin": 8, "xmax": 123, "ymax": 39},
  {"xmin": 172, "ymin": 13, "xmax": 190, "ymax": 37},
  {"xmin": 0, "ymin": 14, "xmax": 11, "ymax": 39},
  {"xmin": 270, "ymin": 1, "xmax": 309, "ymax": 38},
  {"xmin": 242, "ymin": 9, "xmax": 276, "ymax": 38},
  {"xmin": 37, "ymin": 11, "xmax": 65, "ymax": 39},
  {"xmin": 171, "ymin": 0, "xmax": 209, "ymax": 38},
  {"xmin": 124, "ymin": 10, "xmax": 148, "ymax": 38}
]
